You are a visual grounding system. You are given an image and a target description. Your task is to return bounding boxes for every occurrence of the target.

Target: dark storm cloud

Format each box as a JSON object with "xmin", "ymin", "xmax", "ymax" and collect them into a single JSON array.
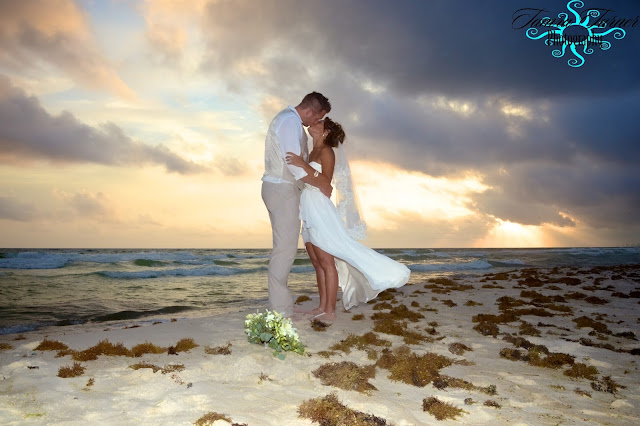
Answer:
[
  {"xmin": 194, "ymin": 0, "xmax": 640, "ymax": 233},
  {"xmin": 199, "ymin": 0, "xmax": 640, "ymax": 99},
  {"xmin": 0, "ymin": 76, "xmax": 204, "ymax": 174}
]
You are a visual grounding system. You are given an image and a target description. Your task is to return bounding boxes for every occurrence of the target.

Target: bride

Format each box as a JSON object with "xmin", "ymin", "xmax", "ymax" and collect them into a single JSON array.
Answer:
[{"xmin": 286, "ymin": 118, "xmax": 410, "ymax": 321}]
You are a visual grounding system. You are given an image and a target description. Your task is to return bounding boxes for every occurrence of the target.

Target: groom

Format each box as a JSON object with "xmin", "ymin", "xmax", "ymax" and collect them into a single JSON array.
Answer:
[{"xmin": 261, "ymin": 92, "xmax": 332, "ymax": 317}]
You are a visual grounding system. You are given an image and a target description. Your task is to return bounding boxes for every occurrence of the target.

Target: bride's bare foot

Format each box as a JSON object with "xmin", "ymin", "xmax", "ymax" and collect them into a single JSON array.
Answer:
[
  {"xmin": 304, "ymin": 307, "xmax": 324, "ymax": 316},
  {"xmin": 313, "ymin": 312, "xmax": 337, "ymax": 322}
]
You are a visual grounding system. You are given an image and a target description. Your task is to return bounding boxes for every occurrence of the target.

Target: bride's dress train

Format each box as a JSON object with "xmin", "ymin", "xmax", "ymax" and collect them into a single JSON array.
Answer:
[{"xmin": 300, "ymin": 161, "xmax": 410, "ymax": 310}]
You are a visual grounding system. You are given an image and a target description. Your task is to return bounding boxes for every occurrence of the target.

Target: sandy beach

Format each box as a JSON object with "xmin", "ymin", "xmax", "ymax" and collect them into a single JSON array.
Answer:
[{"xmin": 1, "ymin": 264, "xmax": 639, "ymax": 425}]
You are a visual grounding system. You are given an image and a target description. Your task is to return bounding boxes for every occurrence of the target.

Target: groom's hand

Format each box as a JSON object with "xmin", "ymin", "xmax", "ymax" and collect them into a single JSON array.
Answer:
[{"xmin": 320, "ymin": 182, "xmax": 333, "ymax": 198}]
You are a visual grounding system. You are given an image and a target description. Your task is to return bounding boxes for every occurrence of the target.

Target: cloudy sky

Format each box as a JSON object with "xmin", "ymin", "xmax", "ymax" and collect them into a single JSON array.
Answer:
[{"xmin": 1, "ymin": 0, "xmax": 639, "ymax": 248}]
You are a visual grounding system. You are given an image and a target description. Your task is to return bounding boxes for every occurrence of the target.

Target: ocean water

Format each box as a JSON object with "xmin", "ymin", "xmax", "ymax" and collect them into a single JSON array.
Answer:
[{"xmin": 0, "ymin": 247, "xmax": 638, "ymax": 335}]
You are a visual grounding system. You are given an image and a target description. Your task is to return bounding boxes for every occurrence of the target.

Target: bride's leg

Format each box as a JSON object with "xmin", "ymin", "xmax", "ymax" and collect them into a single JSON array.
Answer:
[
  {"xmin": 313, "ymin": 246, "xmax": 338, "ymax": 319},
  {"xmin": 305, "ymin": 242, "xmax": 326, "ymax": 315}
]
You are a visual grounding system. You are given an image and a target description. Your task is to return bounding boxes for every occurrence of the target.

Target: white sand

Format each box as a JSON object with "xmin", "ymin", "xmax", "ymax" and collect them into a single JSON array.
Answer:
[{"xmin": 1, "ymin": 266, "xmax": 639, "ymax": 425}]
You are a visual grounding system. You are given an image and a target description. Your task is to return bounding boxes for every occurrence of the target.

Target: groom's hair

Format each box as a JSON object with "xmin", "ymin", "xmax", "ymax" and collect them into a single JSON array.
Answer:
[{"xmin": 299, "ymin": 92, "xmax": 331, "ymax": 114}]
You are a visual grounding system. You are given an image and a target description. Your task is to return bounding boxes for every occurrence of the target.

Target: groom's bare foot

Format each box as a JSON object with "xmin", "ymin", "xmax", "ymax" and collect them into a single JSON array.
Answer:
[{"xmin": 288, "ymin": 313, "xmax": 305, "ymax": 322}]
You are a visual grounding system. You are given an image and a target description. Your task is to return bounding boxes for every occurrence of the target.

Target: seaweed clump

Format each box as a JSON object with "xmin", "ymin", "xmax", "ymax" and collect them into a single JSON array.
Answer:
[
  {"xmin": 500, "ymin": 335, "xmax": 576, "ymax": 369},
  {"xmin": 564, "ymin": 363, "xmax": 599, "ymax": 380},
  {"xmin": 352, "ymin": 313, "xmax": 365, "ymax": 321},
  {"xmin": 205, "ymin": 342, "xmax": 232, "ymax": 355},
  {"xmin": 373, "ymin": 318, "xmax": 430, "ymax": 345},
  {"xmin": 422, "ymin": 397, "xmax": 465, "ymax": 421},
  {"xmin": 194, "ymin": 412, "xmax": 247, "ymax": 426},
  {"xmin": 473, "ymin": 322, "xmax": 499, "ymax": 338},
  {"xmin": 129, "ymin": 362, "xmax": 185, "ymax": 374},
  {"xmin": 312, "ymin": 361, "xmax": 377, "ymax": 394},
  {"xmin": 484, "ymin": 400, "xmax": 502, "ymax": 408},
  {"xmin": 73, "ymin": 340, "xmax": 131, "ymax": 361},
  {"xmin": 35, "ymin": 339, "xmax": 69, "ymax": 351},
  {"xmin": 58, "ymin": 362, "xmax": 85, "ymax": 378},
  {"xmin": 448, "ymin": 342, "xmax": 473, "ymax": 355},
  {"xmin": 171, "ymin": 337, "xmax": 199, "ymax": 353},
  {"xmin": 330, "ymin": 332, "xmax": 391, "ymax": 355},
  {"xmin": 298, "ymin": 393, "xmax": 387, "ymax": 425},
  {"xmin": 311, "ymin": 319, "xmax": 331, "ymax": 332},
  {"xmin": 0, "ymin": 342, "xmax": 13, "ymax": 351},
  {"xmin": 130, "ymin": 342, "xmax": 167, "ymax": 357},
  {"xmin": 591, "ymin": 376, "xmax": 625, "ymax": 394},
  {"xmin": 370, "ymin": 304, "xmax": 424, "ymax": 322},
  {"xmin": 376, "ymin": 345, "xmax": 455, "ymax": 387},
  {"xmin": 295, "ymin": 295, "xmax": 312, "ymax": 304}
]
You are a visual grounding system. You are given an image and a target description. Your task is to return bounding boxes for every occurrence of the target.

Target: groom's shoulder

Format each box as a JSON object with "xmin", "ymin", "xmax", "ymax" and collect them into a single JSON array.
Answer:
[{"xmin": 270, "ymin": 106, "xmax": 297, "ymax": 126}]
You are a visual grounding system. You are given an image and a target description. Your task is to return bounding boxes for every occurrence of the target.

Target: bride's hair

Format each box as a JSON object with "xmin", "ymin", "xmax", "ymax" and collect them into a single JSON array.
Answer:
[{"xmin": 323, "ymin": 117, "xmax": 345, "ymax": 148}]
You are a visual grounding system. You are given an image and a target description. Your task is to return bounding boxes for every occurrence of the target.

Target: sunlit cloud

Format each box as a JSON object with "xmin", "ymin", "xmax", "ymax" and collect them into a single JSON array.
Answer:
[
  {"xmin": 0, "ymin": 0, "xmax": 136, "ymax": 99},
  {"xmin": 350, "ymin": 161, "xmax": 489, "ymax": 230},
  {"xmin": 0, "ymin": 0, "xmax": 637, "ymax": 248}
]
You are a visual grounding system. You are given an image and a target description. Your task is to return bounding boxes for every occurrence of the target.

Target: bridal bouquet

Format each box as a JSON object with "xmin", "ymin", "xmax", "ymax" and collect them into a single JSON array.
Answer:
[{"xmin": 244, "ymin": 310, "xmax": 305, "ymax": 358}]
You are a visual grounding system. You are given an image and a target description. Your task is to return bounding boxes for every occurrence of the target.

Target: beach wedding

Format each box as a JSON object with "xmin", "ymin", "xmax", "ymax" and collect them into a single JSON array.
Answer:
[{"xmin": 1, "ymin": 1, "xmax": 639, "ymax": 425}]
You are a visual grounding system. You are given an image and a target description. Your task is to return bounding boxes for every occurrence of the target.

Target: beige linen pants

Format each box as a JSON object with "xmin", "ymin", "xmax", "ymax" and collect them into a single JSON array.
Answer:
[{"xmin": 261, "ymin": 181, "xmax": 301, "ymax": 317}]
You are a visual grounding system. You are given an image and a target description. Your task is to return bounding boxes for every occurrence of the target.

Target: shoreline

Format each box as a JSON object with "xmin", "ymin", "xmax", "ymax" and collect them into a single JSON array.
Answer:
[{"xmin": 1, "ymin": 264, "xmax": 639, "ymax": 424}]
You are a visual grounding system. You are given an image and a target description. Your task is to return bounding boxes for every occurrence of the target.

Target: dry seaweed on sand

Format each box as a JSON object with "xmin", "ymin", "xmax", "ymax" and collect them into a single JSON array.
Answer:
[
  {"xmin": 35, "ymin": 338, "xmax": 69, "ymax": 352},
  {"xmin": 311, "ymin": 319, "xmax": 331, "ymax": 331},
  {"xmin": 129, "ymin": 362, "xmax": 163, "ymax": 373},
  {"xmin": 258, "ymin": 372, "xmax": 273, "ymax": 383},
  {"xmin": 564, "ymin": 363, "xmax": 599, "ymax": 380},
  {"xmin": 573, "ymin": 316, "xmax": 610, "ymax": 334},
  {"xmin": 312, "ymin": 361, "xmax": 377, "ymax": 394},
  {"xmin": 316, "ymin": 350, "xmax": 339, "ymax": 358},
  {"xmin": 295, "ymin": 295, "xmax": 312, "ymax": 304},
  {"xmin": 73, "ymin": 339, "xmax": 131, "ymax": 361},
  {"xmin": 574, "ymin": 388, "xmax": 592, "ymax": 397},
  {"xmin": 519, "ymin": 321, "xmax": 541, "ymax": 336},
  {"xmin": 590, "ymin": 376, "xmax": 625, "ymax": 394},
  {"xmin": 205, "ymin": 342, "xmax": 232, "ymax": 355},
  {"xmin": 129, "ymin": 362, "xmax": 185, "ymax": 374},
  {"xmin": 298, "ymin": 393, "xmax": 387, "ymax": 425},
  {"xmin": 0, "ymin": 342, "xmax": 13, "ymax": 351},
  {"xmin": 448, "ymin": 342, "xmax": 473, "ymax": 355},
  {"xmin": 372, "ymin": 289, "xmax": 397, "ymax": 302},
  {"xmin": 500, "ymin": 347, "xmax": 525, "ymax": 361},
  {"xmin": 172, "ymin": 337, "xmax": 199, "ymax": 353},
  {"xmin": 375, "ymin": 346, "xmax": 456, "ymax": 387},
  {"xmin": 330, "ymin": 332, "xmax": 392, "ymax": 354},
  {"xmin": 432, "ymin": 375, "xmax": 477, "ymax": 391},
  {"xmin": 372, "ymin": 317, "xmax": 431, "ymax": 344},
  {"xmin": 372, "ymin": 302, "xmax": 393, "ymax": 310},
  {"xmin": 473, "ymin": 322, "xmax": 499, "ymax": 337},
  {"xmin": 58, "ymin": 362, "xmax": 85, "ymax": 378},
  {"xmin": 130, "ymin": 341, "xmax": 167, "ymax": 357},
  {"xmin": 484, "ymin": 400, "xmax": 501, "ymax": 408},
  {"xmin": 423, "ymin": 397, "xmax": 466, "ymax": 421},
  {"xmin": 370, "ymin": 304, "xmax": 424, "ymax": 322},
  {"xmin": 52, "ymin": 338, "xmax": 199, "ymax": 361},
  {"xmin": 195, "ymin": 412, "xmax": 247, "ymax": 426},
  {"xmin": 352, "ymin": 313, "xmax": 365, "ymax": 320}
]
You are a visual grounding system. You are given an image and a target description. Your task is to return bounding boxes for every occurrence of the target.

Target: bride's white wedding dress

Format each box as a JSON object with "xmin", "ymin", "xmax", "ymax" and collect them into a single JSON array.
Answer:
[{"xmin": 300, "ymin": 161, "xmax": 410, "ymax": 310}]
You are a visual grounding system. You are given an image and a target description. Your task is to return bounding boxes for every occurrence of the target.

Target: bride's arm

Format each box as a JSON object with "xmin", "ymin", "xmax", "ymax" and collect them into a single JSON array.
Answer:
[
  {"xmin": 286, "ymin": 152, "xmax": 332, "ymax": 197},
  {"xmin": 318, "ymin": 147, "xmax": 335, "ymax": 182}
]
